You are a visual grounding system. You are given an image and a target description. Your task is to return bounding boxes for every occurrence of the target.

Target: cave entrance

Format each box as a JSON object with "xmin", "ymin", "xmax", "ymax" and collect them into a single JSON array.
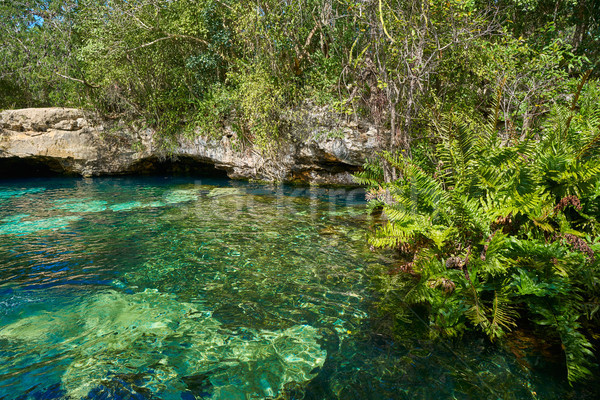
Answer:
[
  {"xmin": 126, "ymin": 156, "xmax": 230, "ymax": 179},
  {"xmin": 0, "ymin": 157, "xmax": 72, "ymax": 178},
  {"xmin": 0, "ymin": 155, "xmax": 230, "ymax": 179}
]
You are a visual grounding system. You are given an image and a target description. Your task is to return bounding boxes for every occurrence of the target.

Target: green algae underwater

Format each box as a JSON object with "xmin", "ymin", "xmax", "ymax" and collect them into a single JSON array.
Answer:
[{"xmin": 0, "ymin": 177, "xmax": 598, "ymax": 399}]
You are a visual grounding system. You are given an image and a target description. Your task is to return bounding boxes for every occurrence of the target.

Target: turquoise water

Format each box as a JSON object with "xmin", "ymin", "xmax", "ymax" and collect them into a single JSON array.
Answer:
[{"xmin": 0, "ymin": 177, "xmax": 597, "ymax": 399}]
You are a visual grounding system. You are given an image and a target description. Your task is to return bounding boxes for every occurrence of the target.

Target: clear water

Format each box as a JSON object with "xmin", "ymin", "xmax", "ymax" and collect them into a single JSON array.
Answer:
[{"xmin": 0, "ymin": 177, "xmax": 597, "ymax": 399}]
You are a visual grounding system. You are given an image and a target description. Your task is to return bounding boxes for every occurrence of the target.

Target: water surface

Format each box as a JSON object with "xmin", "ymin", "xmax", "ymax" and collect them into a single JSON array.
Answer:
[{"xmin": 0, "ymin": 177, "xmax": 597, "ymax": 399}]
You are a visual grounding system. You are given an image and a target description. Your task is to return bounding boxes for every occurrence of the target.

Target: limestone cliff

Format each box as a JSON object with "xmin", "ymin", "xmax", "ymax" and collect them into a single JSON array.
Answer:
[{"xmin": 0, "ymin": 107, "xmax": 380, "ymax": 184}]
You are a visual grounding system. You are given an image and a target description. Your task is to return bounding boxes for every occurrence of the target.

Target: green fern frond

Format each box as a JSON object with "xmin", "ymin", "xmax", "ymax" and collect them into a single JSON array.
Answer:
[
  {"xmin": 487, "ymin": 291, "xmax": 518, "ymax": 339},
  {"xmin": 577, "ymin": 129, "xmax": 600, "ymax": 161},
  {"xmin": 535, "ymin": 305, "xmax": 595, "ymax": 383},
  {"xmin": 354, "ymin": 159, "xmax": 385, "ymax": 186},
  {"xmin": 385, "ymin": 153, "xmax": 450, "ymax": 211}
]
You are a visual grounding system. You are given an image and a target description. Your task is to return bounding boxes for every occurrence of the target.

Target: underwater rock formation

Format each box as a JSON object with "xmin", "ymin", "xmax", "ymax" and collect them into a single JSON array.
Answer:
[{"xmin": 0, "ymin": 289, "xmax": 326, "ymax": 399}]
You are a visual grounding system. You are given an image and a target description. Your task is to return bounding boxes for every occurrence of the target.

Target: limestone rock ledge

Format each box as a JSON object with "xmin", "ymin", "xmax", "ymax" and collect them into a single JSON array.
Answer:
[{"xmin": 0, "ymin": 108, "xmax": 380, "ymax": 185}]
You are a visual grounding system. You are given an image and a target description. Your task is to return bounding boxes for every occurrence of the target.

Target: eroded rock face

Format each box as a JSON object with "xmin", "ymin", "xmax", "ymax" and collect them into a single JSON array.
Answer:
[
  {"xmin": 0, "ymin": 108, "xmax": 380, "ymax": 184},
  {"xmin": 0, "ymin": 108, "xmax": 154, "ymax": 177}
]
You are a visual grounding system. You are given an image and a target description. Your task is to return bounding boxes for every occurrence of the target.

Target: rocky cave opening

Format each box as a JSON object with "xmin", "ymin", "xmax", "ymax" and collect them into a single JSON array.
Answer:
[
  {"xmin": 125, "ymin": 155, "xmax": 230, "ymax": 179},
  {"xmin": 0, "ymin": 155, "xmax": 230, "ymax": 179},
  {"xmin": 0, "ymin": 156, "xmax": 73, "ymax": 178}
]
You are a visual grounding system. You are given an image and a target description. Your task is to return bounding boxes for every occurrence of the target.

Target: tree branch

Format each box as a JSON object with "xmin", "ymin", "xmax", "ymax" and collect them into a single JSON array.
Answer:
[
  {"xmin": 54, "ymin": 71, "xmax": 99, "ymax": 89},
  {"xmin": 125, "ymin": 33, "xmax": 227, "ymax": 59}
]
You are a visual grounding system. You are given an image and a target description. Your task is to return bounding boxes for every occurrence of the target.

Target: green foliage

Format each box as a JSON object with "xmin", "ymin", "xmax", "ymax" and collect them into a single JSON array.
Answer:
[
  {"xmin": 303, "ymin": 50, "xmax": 343, "ymax": 106},
  {"xmin": 360, "ymin": 78, "xmax": 600, "ymax": 382},
  {"xmin": 191, "ymin": 84, "xmax": 235, "ymax": 139},
  {"xmin": 0, "ymin": 0, "xmax": 83, "ymax": 108},
  {"xmin": 2, "ymin": 0, "xmax": 598, "ymax": 150},
  {"xmin": 229, "ymin": 63, "xmax": 285, "ymax": 151}
]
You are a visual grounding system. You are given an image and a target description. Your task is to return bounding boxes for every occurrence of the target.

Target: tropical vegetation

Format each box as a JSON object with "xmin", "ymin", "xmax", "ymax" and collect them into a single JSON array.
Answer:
[{"xmin": 2, "ymin": 0, "xmax": 600, "ymax": 384}]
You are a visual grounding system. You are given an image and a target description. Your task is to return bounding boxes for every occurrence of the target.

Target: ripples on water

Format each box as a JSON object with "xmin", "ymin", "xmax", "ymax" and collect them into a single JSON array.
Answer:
[{"xmin": 0, "ymin": 177, "xmax": 597, "ymax": 399}]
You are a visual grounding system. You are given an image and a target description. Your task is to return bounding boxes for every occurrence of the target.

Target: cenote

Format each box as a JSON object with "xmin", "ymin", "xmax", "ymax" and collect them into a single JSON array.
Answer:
[{"xmin": 0, "ymin": 176, "xmax": 598, "ymax": 399}]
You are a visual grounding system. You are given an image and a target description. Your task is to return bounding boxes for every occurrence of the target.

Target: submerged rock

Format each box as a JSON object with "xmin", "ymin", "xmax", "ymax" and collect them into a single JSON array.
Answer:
[
  {"xmin": 0, "ymin": 289, "xmax": 326, "ymax": 399},
  {"xmin": 206, "ymin": 187, "xmax": 243, "ymax": 198},
  {"xmin": 165, "ymin": 189, "xmax": 200, "ymax": 204},
  {"xmin": 0, "ymin": 215, "xmax": 81, "ymax": 235},
  {"xmin": 53, "ymin": 198, "xmax": 108, "ymax": 213},
  {"xmin": 0, "ymin": 188, "xmax": 46, "ymax": 200},
  {"xmin": 109, "ymin": 201, "xmax": 145, "ymax": 211}
]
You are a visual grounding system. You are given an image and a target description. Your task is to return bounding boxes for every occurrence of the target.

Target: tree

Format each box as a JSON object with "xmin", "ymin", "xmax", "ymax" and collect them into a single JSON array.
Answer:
[
  {"xmin": 0, "ymin": 0, "xmax": 83, "ymax": 107},
  {"xmin": 340, "ymin": 0, "xmax": 497, "ymax": 182}
]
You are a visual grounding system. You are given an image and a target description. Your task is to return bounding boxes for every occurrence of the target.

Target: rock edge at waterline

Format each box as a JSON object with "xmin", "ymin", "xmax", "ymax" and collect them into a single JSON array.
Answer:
[{"xmin": 0, "ymin": 108, "xmax": 380, "ymax": 185}]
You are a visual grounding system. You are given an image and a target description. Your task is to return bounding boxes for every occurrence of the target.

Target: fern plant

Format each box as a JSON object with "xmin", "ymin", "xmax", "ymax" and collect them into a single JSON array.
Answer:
[{"xmin": 358, "ymin": 77, "xmax": 600, "ymax": 383}]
